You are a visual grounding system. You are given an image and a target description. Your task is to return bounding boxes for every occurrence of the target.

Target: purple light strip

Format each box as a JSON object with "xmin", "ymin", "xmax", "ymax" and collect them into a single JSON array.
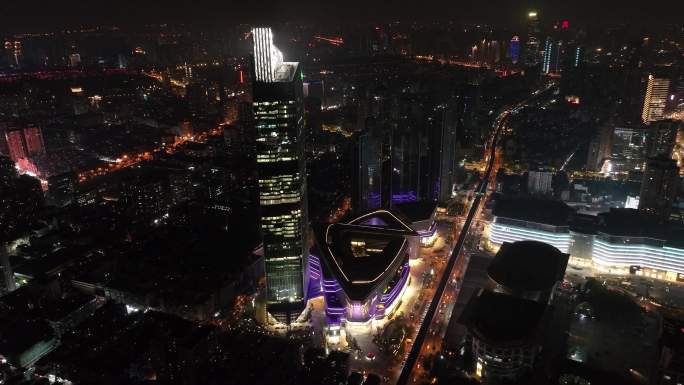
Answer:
[
  {"xmin": 417, "ymin": 222, "xmax": 437, "ymax": 237},
  {"xmin": 322, "ymin": 274, "xmax": 348, "ymax": 324},
  {"xmin": 392, "ymin": 192, "xmax": 417, "ymax": 203},
  {"xmin": 307, "ymin": 254, "xmax": 324, "ymax": 300}
]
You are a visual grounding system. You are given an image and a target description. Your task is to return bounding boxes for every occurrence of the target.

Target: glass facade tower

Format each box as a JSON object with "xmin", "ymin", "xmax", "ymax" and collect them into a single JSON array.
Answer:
[{"xmin": 252, "ymin": 27, "xmax": 308, "ymax": 318}]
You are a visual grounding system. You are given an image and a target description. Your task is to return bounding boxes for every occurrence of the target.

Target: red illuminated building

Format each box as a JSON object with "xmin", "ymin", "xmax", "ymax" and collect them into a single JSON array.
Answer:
[
  {"xmin": 5, "ymin": 129, "xmax": 27, "ymax": 161},
  {"xmin": 23, "ymin": 126, "xmax": 45, "ymax": 156}
]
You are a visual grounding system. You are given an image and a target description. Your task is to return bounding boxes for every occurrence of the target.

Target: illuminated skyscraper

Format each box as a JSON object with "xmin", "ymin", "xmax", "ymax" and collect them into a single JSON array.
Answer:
[
  {"xmin": 523, "ymin": 11, "xmax": 541, "ymax": 67},
  {"xmin": 251, "ymin": 27, "xmax": 308, "ymax": 320},
  {"xmin": 430, "ymin": 103, "xmax": 459, "ymax": 202},
  {"xmin": 642, "ymin": 74, "xmax": 671, "ymax": 123},
  {"xmin": 542, "ymin": 37, "xmax": 565, "ymax": 75}
]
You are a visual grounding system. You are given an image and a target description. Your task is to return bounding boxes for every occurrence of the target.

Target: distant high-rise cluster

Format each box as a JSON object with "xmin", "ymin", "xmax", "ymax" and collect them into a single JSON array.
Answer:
[{"xmin": 352, "ymin": 96, "xmax": 462, "ymax": 212}]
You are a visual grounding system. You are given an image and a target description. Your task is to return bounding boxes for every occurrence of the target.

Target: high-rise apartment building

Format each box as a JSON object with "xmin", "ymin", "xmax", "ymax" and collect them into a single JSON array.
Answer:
[
  {"xmin": 639, "ymin": 155, "xmax": 679, "ymax": 220},
  {"xmin": 646, "ymin": 119, "xmax": 680, "ymax": 157},
  {"xmin": 642, "ymin": 74, "xmax": 671, "ymax": 123},
  {"xmin": 251, "ymin": 27, "xmax": 308, "ymax": 320},
  {"xmin": 430, "ymin": 103, "xmax": 459, "ymax": 202},
  {"xmin": 353, "ymin": 126, "xmax": 391, "ymax": 212}
]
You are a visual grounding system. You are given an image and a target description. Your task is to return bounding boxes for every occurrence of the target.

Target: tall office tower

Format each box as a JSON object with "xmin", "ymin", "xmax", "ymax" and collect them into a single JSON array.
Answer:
[
  {"xmin": 251, "ymin": 27, "xmax": 308, "ymax": 320},
  {"xmin": 391, "ymin": 130, "xmax": 422, "ymax": 203},
  {"xmin": 488, "ymin": 40, "xmax": 501, "ymax": 64},
  {"xmin": 0, "ymin": 155, "xmax": 16, "ymax": 295},
  {"xmin": 639, "ymin": 156, "xmax": 679, "ymax": 220},
  {"xmin": 352, "ymin": 125, "xmax": 391, "ymax": 212},
  {"xmin": 393, "ymin": 94, "xmax": 427, "ymax": 204},
  {"xmin": 5, "ymin": 128, "xmax": 27, "ymax": 161},
  {"xmin": 586, "ymin": 124, "xmax": 614, "ymax": 171},
  {"xmin": 456, "ymin": 83, "xmax": 482, "ymax": 145},
  {"xmin": 302, "ymin": 80, "xmax": 325, "ymax": 106},
  {"xmin": 573, "ymin": 46, "xmax": 583, "ymax": 68},
  {"xmin": 611, "ymin": 125, "xmax": 647, "ymax": 172},
  {"xmin": 647, "ymin": 119, "xmax": 680, "ymax": 157},
  {"xmin": 0, "ymin": 123, "xmax": 8, "ymax": 156},
  {"xmin": 0, "ymin": 244, "xmax": 15, "ymax": 296},
  {"xmin": 642, "ymin": 74, "xmax": 672, "ymax": 123},
  {"xmin": 510, "ymin": 36, "xmax": 520, "ymax": 64},
  {"xmin": 427, "ymin": 103, "xmax": 459, "ymax": 202},
  {"xmin": 22, "ymin": 126, "xmax": 45, "ymax": 156},
  {"xmin": 551, "ymin": 40, "xmax": 564, "ymax": 74},
  {"xmin": 524, "ymin": 11, "xmax": 541, "ymax": 67}
]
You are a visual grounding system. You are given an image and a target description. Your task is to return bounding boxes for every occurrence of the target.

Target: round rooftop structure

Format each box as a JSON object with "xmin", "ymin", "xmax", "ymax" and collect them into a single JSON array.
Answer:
[{"xmin": 488, "ymin": 240, "xmax": 568, "ymax": 293}]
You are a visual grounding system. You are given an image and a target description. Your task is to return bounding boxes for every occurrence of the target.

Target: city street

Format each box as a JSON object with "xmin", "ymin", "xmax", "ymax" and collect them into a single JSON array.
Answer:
[{"xmin": 342, "ymin": 223, "xmax": 455, "ymax": 383}]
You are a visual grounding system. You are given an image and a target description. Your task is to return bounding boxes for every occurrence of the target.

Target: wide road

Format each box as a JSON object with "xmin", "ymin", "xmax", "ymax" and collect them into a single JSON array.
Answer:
[{"xmin": 396, "ymin": 84, "xmax": 556, "ymax": 385}]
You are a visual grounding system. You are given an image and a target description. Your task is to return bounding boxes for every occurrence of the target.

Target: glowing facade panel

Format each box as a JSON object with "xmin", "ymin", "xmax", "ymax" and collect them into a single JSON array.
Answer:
[
  {"xmin": 489, "ymin": 216, "xmax": 684, "ymax": 279},
  {"xmin": 593, "ymin": 239, "xmax": 684, "ymax": 275},
  {"xmin": 489, "ymin": 222, "xmax": 571, "ymax": 253},
  {"xmin": 252, "ymin": 27, "xmax": 284, "ymax": 83}
]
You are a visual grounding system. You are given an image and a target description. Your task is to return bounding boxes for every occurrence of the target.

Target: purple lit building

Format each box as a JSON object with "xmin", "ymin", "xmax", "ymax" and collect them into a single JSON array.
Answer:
[
  {"xmin": 313, "ymin": 209, "xmax": 418, "ymax": 325},
  {"xmin": 395, "ymin": 201, "xmax": 438, "ymax": 247}
]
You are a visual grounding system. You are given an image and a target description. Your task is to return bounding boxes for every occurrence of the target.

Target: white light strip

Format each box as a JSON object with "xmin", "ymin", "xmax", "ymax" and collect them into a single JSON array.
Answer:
[
  {"xmin": 489, "ymin": 220, "xmax": 684, "ymax": 276},
  {"xmin": 252, "ymin": 27, "xmax": 284, "ymax": 82},
  {"xmin": 592, "ymin": 240, "xmax": 684, "ymax": 274},
  {"xmin": 489, "ymin": 223, "xmax": 570, "ymax": 253}
]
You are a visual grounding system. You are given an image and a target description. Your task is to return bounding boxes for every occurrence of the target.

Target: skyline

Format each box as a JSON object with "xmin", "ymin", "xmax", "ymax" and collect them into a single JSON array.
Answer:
[{"xmin": 1, "ymin": 5, "xmax": 684, "ymax": 385}]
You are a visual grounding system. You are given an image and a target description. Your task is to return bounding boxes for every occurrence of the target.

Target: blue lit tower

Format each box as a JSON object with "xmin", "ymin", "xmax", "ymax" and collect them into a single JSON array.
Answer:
[
  {"xmin": 510, "ymin": 36, "xmax": 521, "ymax": 64},
  {"xmin": 251, "ymin": 27, "xmax": 308, "ymax": 320}
]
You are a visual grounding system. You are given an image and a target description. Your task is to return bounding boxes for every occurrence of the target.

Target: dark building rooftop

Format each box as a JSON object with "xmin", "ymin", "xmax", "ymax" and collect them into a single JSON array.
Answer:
[
  {"xmin": 493, "ymin": 197, "xmax": 574, "ymax": 226},
  {"xmin": 597, "ymin": 208, "xmax": 684, "ymax": 247},
  {"xmin": 394, "ymin": 201, "xmax": 437, "ymax": 222},
  {"xmin": 488, "ymin": 241, "xmax": 568, "ymax": 292},
  {"xmin": 568, "ymin": 208, "xmax": 684, "ymax": 248},
  {"xmin": 460, "ymin": 290, "xmax": 546, "ymax": 346}
]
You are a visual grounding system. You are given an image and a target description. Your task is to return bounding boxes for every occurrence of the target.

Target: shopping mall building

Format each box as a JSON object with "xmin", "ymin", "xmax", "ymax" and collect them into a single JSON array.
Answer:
[
  {"xmin": 488, "ymin": 198, "xmax": 684, "ymax": 283},
  {"xmin": 312, "ymin": 209, "xmax": 418, "ymax": 327}
]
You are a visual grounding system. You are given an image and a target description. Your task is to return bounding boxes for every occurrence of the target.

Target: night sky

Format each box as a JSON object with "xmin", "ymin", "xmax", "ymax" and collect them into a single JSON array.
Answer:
[{"xmin": 1, "ymin": 0, "xmax": 683, "ymax": 31}]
